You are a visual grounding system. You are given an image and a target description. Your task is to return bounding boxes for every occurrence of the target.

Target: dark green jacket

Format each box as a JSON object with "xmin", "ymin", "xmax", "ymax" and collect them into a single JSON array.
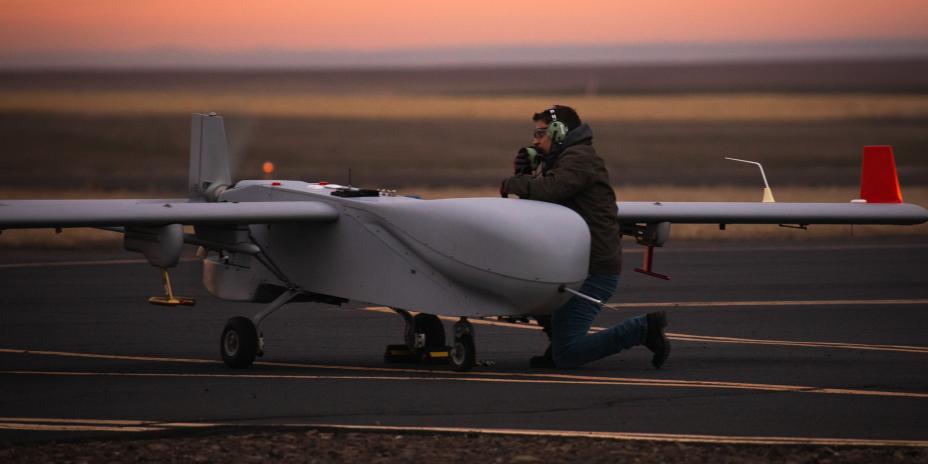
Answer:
[{"xmin": 502, "ymin": 123, "xmax": 622, "ymax": 274}]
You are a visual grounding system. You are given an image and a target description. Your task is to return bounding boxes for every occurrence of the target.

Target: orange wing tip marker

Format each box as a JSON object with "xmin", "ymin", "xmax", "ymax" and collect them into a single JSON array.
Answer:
[
  {"xmin": 860, "ymin": 146, "xmax": 903, "ymax": 204},
  {"xmin": 149, "ymin": 268, "xmax": 195, "ymax": 307}
]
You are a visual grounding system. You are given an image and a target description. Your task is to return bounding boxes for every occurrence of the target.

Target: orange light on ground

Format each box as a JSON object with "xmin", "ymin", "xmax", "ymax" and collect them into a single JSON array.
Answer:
[{"xmin": 262, "ymin": 161, "xmax": 275, "ymax": 175}]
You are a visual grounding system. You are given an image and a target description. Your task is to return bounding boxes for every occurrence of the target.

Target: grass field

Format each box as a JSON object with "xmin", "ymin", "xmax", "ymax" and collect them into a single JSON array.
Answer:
[
  {"xmin": 4, "ymin": 91, "xmax": 928, "ymax": 122},
  {"xmin": 1, "ymin": 112, "xmax": 926, "ymax": 191}
]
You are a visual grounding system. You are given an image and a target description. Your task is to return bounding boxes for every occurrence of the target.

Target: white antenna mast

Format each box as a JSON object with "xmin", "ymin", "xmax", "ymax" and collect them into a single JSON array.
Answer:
[{"xmin": 725, "ymin": 157, "xmax": 776, "ymax": 203}]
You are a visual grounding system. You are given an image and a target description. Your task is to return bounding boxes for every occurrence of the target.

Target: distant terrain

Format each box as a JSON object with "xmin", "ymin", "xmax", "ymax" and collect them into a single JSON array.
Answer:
[
  {"xmin": 4, "ymin": 59, "xmax": 928, "ymax": 95},
  {"xmin": 1, "ymin": 59, "xmax": 926, "ymax": 193}
]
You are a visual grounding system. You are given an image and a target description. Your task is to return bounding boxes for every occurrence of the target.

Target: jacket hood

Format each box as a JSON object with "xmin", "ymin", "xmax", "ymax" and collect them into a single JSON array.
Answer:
[{"xmin": 544, "ymin": 123, "xmax": 593, "ymax": 165}]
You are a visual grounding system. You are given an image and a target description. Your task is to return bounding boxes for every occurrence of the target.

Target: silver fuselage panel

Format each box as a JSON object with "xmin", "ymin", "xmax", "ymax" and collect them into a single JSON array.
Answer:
[{"xmin": 209, "ymin": 181, "xmax": 591, "ymax": 317}]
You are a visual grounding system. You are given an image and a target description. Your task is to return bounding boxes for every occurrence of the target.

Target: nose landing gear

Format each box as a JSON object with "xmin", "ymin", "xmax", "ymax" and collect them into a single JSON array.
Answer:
[
  {"xmin": 220, "ymin": 316, "xmax": 258, "ymax": 368},
  {"xmin": 219, "ymin": 288, "xmax": 300, "ymax": 368}
]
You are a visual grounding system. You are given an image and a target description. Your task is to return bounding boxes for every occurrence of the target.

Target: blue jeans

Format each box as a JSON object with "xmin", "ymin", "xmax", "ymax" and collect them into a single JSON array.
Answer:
[{"xmin": 550, "ymin": 274, "xmax": 647, "ymax": 369}]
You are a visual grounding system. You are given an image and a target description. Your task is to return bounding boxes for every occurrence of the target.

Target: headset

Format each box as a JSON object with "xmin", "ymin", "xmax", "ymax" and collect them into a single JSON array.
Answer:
[{"xmin": 547, "ymin": 106, "xmax": 569, "ymax": 144}]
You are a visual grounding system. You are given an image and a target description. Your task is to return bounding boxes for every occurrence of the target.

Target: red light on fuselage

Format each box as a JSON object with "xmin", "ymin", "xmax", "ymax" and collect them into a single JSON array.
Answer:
[{"xmin": 262, "ymin": 161, "xmax": 275, "ymax": 175}]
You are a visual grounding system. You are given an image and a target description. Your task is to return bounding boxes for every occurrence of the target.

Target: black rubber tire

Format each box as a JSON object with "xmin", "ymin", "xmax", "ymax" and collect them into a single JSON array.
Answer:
[
  {"xmin": 413, "ymin": 313, "xmax": 446, "ymax": 348},
  {"xmin": 221, "ymin": 316, "xmax": 258, "ymax": 369},
  {"xmin": 450, "ymin": 334, "xmax": 476, "ymax": 372}
]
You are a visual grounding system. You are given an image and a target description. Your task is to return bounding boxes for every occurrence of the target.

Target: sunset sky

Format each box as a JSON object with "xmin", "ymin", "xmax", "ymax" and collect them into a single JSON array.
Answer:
[{"xmin": 1, "ymin": 0, "xmax": 927, "ymax": 66}]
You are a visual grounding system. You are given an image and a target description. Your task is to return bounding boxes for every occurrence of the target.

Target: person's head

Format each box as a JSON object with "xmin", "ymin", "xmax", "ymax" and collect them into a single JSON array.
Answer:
[{"xmin": 531, "ymin": 105, "xmax": 581, "ymax": 154}]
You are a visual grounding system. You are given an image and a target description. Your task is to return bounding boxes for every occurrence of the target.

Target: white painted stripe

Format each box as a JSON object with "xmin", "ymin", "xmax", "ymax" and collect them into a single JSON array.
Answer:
[
  {"xmin": 0, "ymin": 348, "xmax": 218, "ymax": 364},
  {"xmin": 5, "ymin": 346, "xmax": 925, "ymax": 397},
  {"xmin": 302, "ymin": 423, "xmax": 928, "ymax": 448},
  {"xmin": 2, "ymin": 369, "xmax": 926, "ymax": 399},
  {"xmin": 0, "ymin": 423, "xmax": 161, "ymax": 432},
  {"xmin": 0, "ymin": 417, "xmax": 219, "ymax": 432},
  {"xmin": 667, "ymin": 333, "xmax": 928, "ymax": 353},
  {"xmin": 0, "ymin": 243, "xmax": 920, "ymax": 269},
  {"xmin": 365, "ymin": 306, "xmax": 928, "ymax": 354},
  {"xmin": 624, "ymin": 243, "xmax": 928, "ymax": 254},
  {"xmin": 0, "ymin": 257, "xmax": 198, "ymax": 269},
  {"xmin": 0, "ymin": 417, "xmax": 147, "ymax": 425},
  {"xmin": 3, "ymin": 417, "xmax": 926, "ymax": 447},
  {"xmin": 604, "ymin": 299, "xmax": 928, "ymax": 309}
]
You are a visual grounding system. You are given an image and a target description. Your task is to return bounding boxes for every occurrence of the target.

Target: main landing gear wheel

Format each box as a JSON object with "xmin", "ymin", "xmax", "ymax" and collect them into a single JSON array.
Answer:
[
  {"xmin": 450, "ymin": 317, "xmax": 476, "ymax": 372},
  {"xmin": 413, "ymin": 313, "xmax": 446, "ymax": 348},
  {"xmin": 450, "ymin": 334, "xmax": 476, "ymax": 372},
  {"xmin": 221, "ymin": 316, "xmax": 258, "ymax": 368}
]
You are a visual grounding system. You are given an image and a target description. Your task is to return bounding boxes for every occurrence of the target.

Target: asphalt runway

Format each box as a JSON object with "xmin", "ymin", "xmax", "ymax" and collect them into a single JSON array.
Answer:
[{"xmin": 1, "ymin": 238, "xmax": 927, "ymax": 446}]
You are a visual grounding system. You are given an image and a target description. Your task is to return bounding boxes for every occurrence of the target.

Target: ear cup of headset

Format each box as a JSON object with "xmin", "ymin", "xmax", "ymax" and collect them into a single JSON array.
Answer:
[{"xmin": 548, "ymin": 120, "xmax": 568, "ymax": 144}]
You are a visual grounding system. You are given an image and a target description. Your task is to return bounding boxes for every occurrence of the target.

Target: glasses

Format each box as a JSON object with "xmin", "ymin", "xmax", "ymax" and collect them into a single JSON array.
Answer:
[{"xmin": 533, "ymin": 127, "xmax": 549, "ymax": 139}]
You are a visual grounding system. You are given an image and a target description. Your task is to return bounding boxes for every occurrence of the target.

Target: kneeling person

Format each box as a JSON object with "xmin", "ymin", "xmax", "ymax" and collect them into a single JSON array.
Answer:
[{"xmin": 500, "ymin": 105, "xmax": 670, "ymax": 369}]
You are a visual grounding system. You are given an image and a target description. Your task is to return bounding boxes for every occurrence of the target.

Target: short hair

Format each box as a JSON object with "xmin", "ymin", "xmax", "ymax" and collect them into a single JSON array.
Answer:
[{"xmin": 532, "ymin": 105, "xmax": 582, "ymax": 132}]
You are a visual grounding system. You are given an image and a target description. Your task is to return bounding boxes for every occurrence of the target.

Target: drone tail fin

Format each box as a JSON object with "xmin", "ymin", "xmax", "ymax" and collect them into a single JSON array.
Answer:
[
  {"xmin": 860, "ymin": 145, "xmax": 903, "ymax": 204},
  {"xmin": 188, "ymin": 113, "xmax": 232, "ymax": 202}
]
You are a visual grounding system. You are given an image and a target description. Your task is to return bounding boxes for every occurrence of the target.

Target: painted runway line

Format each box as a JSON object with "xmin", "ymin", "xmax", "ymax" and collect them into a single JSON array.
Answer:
[
  {"xmin": 1, "ymin": 417, "xmax": 926, "ymax": 447},
  {"xmin": 0, "ymin": 257, "xmax": 199, "ymax": 269},
  {"xmin": 2, "ymin": 349, "xmax": 927, "ymax": 399},
  {"xmin": 1, "ymin": 242, "xmax": 923, "ymax": 269},
  {"xmin": 364, "ymin": 306, "xmax": 928, "ymax": 355},
  {"xmin": 0, "ymin": 417, "xmax": 213, "ymax": 433},
  {"xmin": 304, "ymin": 423, "xmax": 928, "ymax": 448},
  {"xmin": 604, "ymin": 299, "xmax": 928, "ymax": 309},
  {"xmin": 666, "ymin": 333, "xmax": 928, "ymax": 354}
]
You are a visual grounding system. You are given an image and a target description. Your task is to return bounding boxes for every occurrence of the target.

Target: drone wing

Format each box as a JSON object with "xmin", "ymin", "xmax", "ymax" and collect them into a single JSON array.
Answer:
[
  {"xmin": 615, "ymin": 146, "xmax": 927, "ymax": 279},
  {"xmin": 618, "ymin": 145, "xmax": 927, "ymax": 227},
  {"xmin": 618, "ymin": 200, "xmax": 927, "ymax": 226},
  {"xmin": 0, "ymin": 199, "xmax": 339, "ymax": 229}
]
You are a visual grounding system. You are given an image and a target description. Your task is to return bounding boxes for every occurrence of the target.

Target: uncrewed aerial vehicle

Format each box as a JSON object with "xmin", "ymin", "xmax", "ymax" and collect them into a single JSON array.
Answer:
[{"xmin": 1, "ymin": 113, "xmax": 925, "ymax": 371}]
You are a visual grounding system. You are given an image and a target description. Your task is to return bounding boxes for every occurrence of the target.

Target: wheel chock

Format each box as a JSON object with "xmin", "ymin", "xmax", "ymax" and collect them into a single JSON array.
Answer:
[
  {"xmin": 383, "ymin": 345, "xmax": 451, "ymax": 364},
  {"xmin": 421, "ymin": 348, "xmax": 451, "ymax": 364},
  {"xmin": 384, "ymin": 344, "xmax": 417, "ymax": 363}
]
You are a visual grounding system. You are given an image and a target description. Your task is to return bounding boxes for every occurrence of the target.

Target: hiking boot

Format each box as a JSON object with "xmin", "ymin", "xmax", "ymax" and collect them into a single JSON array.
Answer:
[
  {"xmin": 644, "ymin": 311, "xmax": 670, "ymax": 369},
  {"xmin": 529, "ymin": 345, "xmax": 555, "ymax": 368}
]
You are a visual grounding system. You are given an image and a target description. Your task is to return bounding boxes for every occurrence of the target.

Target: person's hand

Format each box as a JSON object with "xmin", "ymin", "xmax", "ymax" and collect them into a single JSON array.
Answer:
[{"xmin": 513, "ymin": 147, "xmax": 537, "ymax": 175}]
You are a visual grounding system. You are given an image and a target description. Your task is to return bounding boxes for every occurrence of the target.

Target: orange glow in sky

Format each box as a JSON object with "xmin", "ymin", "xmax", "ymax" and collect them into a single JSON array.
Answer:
[{"xmin": 1, "ymin": 0, "xmax": 927, "ymax": 52}]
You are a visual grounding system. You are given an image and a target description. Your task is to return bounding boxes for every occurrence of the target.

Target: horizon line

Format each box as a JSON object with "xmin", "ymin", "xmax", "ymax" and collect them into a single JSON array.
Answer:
[{"xmin": 3, "ymin": 38, "xmax": 928, "ymax": 71}]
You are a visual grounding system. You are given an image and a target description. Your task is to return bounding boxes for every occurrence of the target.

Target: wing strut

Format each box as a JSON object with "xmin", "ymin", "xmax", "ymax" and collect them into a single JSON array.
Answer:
[
  {"xmin": 149, "ymin": 268, "xmax": 195, "ymax": 306},
  {"xmin": 622, "ymin": 221, "xmax": 673, "ymax": 280},
  {"xmin": 635, "ymin": 245, "xmax": 671, "ymax": 281}
]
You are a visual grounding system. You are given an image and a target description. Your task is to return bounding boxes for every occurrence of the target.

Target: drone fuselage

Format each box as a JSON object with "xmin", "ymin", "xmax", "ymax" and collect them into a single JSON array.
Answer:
[{"xmin": 202, "ymin": 181, "xmax": 591, "ymax": 317}]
